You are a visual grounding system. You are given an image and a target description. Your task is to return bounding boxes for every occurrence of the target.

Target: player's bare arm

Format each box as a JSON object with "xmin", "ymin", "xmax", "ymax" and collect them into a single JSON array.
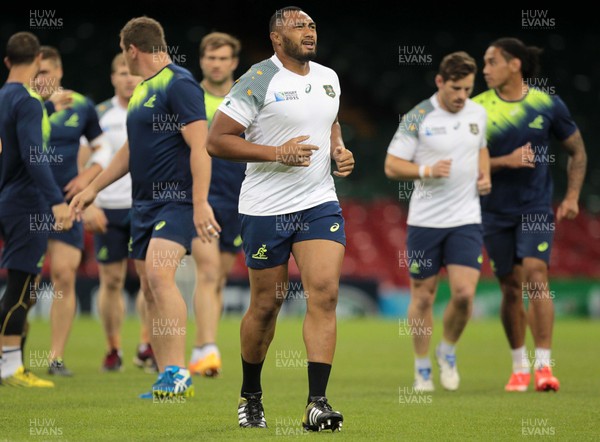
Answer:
[
  {"xmin": 183, "ymin": 119, "xmax": 220, "ymax": 243},
  {"xmin": 557, "ymin": 129, "xmax": 587, "ymax": 221},
  {"xmin": 490, "ymin": 142, "xmax": 535, "ymax": 173},
  {"xmin": 64, "ymin": 136, "xmax": 112, "ymax": 199},
  {"xmin": 70, "ymin": 141, "xmax": 130, "ymax": 219},
  {"xmin": 330, "ymin": 117, "xmax": 354, "ymax": 177},
  {"xmin": 477, "ymin": 147, "xmax": 492, "ymax": 195},
  {"xmin": 207, "ymin": 110, "xmax": 318, "ymax": 166},
  {"xmin": 385, "ymin": 154, "xmax": 452, "ymax": 180}
]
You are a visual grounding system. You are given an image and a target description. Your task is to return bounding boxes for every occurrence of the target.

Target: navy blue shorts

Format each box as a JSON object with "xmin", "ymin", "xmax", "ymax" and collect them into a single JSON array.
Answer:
[
  {"xmin": 405, "ymin": 224, "xmax": 483, "ymax": 279},
  {"xmin": 48, "ymin": 219, "xmax": 84, "ymax": 250},
  {"xmin": 0, "ymin": 213, "xmax": 49, "ymax": 274},
  {"xmin": 130, "ymin": 201, "xmax": 196, "ymax": 260},
  {"xmin": 483, "ymin": 211, "xmax": 554, "ymax": 277},
  {"xmin": 240, "ymin": 201, "xmax": 346, "ymax": 269},
  {"xmin": 212, "ymin": 206, "xmax": 242, "ymax": 254},
  {"xmin": 94, "ymin": 208, "xmax": 131, "ymax": 264}
]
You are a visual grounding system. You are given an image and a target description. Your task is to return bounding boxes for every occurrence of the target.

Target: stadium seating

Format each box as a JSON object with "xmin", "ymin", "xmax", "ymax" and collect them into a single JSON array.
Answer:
[{"xmin": 1, "ymin": 200, "xmax": 598, "ymax": 284}]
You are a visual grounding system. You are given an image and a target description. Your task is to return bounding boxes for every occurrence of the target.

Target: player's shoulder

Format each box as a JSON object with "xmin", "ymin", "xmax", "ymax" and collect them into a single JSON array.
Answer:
[
  {"xmin": 308, "ymin": 61, "xmax": 338, "ymax": 78},
  {"xmin": 527, "ymin": 88, "xmax": 565, "ymax": 110},
  {"xmin": 237, "ymin": 57, "xmax": 281, "ymax": 85},
  {"xmin": 465, "ymin": 98, "xmax": 487, "ymax": 116},
  {"xmin": 70, "ymin": 91, "xmax": 97, "ymax": 112},
  {"xmin": 95, "ymin": 98, "xmax": 115, "ymax": 119},
  {"xmin": 229, "ymin": 57, "xmax": 280, "ymax": 102},
  {"xmin": 167, "ymin": 63, "xmax": 195, "ymax": 81},
  {"xmin": 0, "ymin": 83, "xmax": 40, "ymax": 115},
  {"xmin": 165, "ymin": 64, "xmax": 202, "ymax": 94},
  {"xmin": 472, "ymin": 88, "xmax": 495, "ymax": 105},
  {"xmin": 404, "ymin": 98, "xmax": 435, "ymax": 121},
  {"xmin": 16, "ymin": 84, "xmax": 44, "ymax": 109}
]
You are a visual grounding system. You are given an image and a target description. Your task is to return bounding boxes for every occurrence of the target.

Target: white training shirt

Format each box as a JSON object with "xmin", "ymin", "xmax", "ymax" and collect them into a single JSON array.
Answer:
[
  {"xmin": 387, "ymin": 94, "xmax": 487, "ymax": 228},
  {"xmin": 94, "ymin": 96, "xmax": 132, "ymax": 209},
  {"xmin": 218, "ymin": 54, "xmax": 340, "ymax": 216}
]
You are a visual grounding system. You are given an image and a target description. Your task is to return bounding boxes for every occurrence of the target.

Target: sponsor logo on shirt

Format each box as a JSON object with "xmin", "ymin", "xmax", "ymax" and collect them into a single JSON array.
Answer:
[
  {"xmin": 424, "ymin": 126, "xmax": 447, "ymax": 136},
  {"xmin": 274, "ymin": 91, "xmax": 299, "ymax": 102}
]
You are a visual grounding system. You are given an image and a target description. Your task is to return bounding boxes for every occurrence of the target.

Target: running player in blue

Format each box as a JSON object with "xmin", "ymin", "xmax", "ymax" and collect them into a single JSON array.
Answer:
[
  {"xmin": 34, "ymin": 46, "xmax": 109, "ymax": 376},
  {"xmin": 188, "ymin": 32, "xmax": 246, "ymax": 378},
  {"xmin": 0, "ymin": 32, "xmax": 72, "ymax": 387},
  {"xmin": 71, "ymin": 17, "xmax": 212, "ymax": 399},
  {"xmin": 473, "ymin": 38, "xmax": 587, "ymax": 392}
]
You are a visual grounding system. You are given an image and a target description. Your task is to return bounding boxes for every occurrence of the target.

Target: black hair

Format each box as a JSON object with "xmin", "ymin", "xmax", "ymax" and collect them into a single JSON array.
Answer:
[
  {"xmin": 491, "ymin": 37, "xmax": 543, "ymax": 79},
  {"xmin": 269, "ymin": 6, "xmax": 304, "ymax": 32}
]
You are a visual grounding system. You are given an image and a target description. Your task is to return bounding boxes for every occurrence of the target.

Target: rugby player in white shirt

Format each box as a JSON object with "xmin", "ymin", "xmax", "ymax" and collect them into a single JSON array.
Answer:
[
  {"xmin": 385, "ymin": 52, "xmax": 491, "ymax": 392},
  {"xmin": 207, "ymin": 6, "xmax": 354, "ymax": 432}
]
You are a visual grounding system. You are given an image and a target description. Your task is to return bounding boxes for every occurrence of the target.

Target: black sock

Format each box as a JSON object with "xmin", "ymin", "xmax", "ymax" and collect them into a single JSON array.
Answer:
[
  {"xmin": 241, "ymin": 356, "xmax": 264, "ymax": 396},
  {"xmin": 307, "ymin": 361, "xmax": 332, "ymax": 403},
  {"xmin": 21, "ymin": 321, "xmax": 29, "ymax": 365}
]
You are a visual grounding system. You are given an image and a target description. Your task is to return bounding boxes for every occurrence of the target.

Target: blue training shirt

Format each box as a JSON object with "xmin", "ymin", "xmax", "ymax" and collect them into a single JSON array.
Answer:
[
  {"xmin": 127, "ymin": 64, "xmax": 206, "ymax": 203},
  {"xmin": 473, "ymin": 88, "xmax": 577, "ymax": 215},
  {"xmin": 45, "ymin": 91, "xmax": 103, "ymax": 192},
  {"xmin": 0, "ymin": 82, "xmax": 64, "ymax": 215}
]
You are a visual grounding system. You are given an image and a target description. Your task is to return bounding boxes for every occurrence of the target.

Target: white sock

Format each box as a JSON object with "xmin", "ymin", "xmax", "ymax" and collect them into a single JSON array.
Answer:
[
  {"xmin": 1, "ymin": 346, "xmax": 22, "ymax": 378},
  {"xmin": 191, "ymin": 343, "xmax": 220, "ymax": 363},
  {"xmin": 511, "ymin": 346, "xmax": 529, "ymax": 374},
  {"xmin": 415, "ymin": 356, "xmax": 432, "ymax": 372},
  {"xmin": 438, "ymin": 340, "xmax": 456, "ymax": 355},
  {"xmin": 534, "ymin": 348, "xmax": 551, "ymax": 369}
]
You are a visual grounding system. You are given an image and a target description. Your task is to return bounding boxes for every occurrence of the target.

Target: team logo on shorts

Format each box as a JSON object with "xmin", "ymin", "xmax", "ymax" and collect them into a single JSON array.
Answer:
[
  {"xmin": 330, "ymin": 223, "xmax": 340, "ymax": 232},
  {"xmin": 233, "ymin": 235, "xmax": 243, "ymax": 247},
  {"xmin": 252, "ymin": 244, "xmax": 268, "ymax": 260},
  {"xmin": 97, "ymin": 246, "xmax": 109, "ymax": 261},
  {"xmin": 469, "ymin": 123, "xmax": 479, "ymax": 135},
  {"xmin": 155, "ymin": 221, "xmax": 166, "ymax": 231},
  {"xmin": 537, "ymin": 241, "xmax": 549, "ymax": 252},
  {"xmin": 409, "ymin": 261, "xmax": 420, "ymax": 274},
  {"xmin": 323, "ymin": 85, "xmax": 336, "ymax": 98}
]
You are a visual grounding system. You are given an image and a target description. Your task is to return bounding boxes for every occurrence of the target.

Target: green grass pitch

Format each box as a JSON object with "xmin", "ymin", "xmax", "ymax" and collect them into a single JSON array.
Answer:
[{"xmin": 1, "ymin": 317, "xmax": 598, "ymax": 440}]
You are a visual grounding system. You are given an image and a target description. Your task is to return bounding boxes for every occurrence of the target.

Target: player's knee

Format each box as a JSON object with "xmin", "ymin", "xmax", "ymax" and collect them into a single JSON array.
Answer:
[
  {"xmin": 307, "ymin": 282, "xmax": 338, "ymax": 313},
  {"xmin": 412, "ymin": 295, "xmax": 434, "ymax": 312},
  {"xmin": 249, "ymin": 295, "xmax": 283, "ymax": 325},
  {"xmin": 101, "ymin": 270, "xmax": 125, "ymax": 293},
  {"xmin": 451, "ymin": 286, "xmax": 474, "ymax": 311},
  {"xmin": 308, "ymin": 278, "xmax": 338, "ymax": 303},
  {"xmin": 51, "ymin": 263, "xmax": 77, "ymax": 288},
  {"xmin": 523, "ymin": 263, "xmax": 547, "ymax": 286},
  {"xmin": 145, "ymin": 266, "xmax": 176, "ymax": 297},
  {"xmin": 499, "ymin": 275, "xmax": 522, "ymax": 302},
  {"xmin": 195, "ymin": 262, "xmax": 220, "ymax": 286},
  {"xmin": 411, "ymin": 283, "xmax": 436, "ymax": 311}
]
